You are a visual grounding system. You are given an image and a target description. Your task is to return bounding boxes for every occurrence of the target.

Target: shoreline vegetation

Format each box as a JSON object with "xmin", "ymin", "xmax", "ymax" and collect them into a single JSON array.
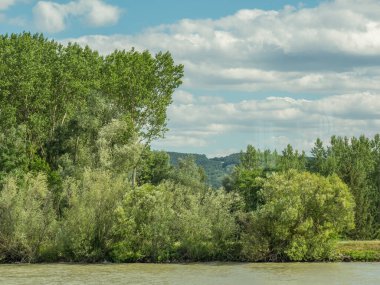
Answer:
[
  {"xmin": 1, "ymin": 33, "xmax": 380, "ymax": 264},
  {"xmin": 336, "ymin": 241, "xmax": 380, "ymax": 262},
  {"xmin": 3, "ymin": 240, "xmax": 380, "ymax": 263}
]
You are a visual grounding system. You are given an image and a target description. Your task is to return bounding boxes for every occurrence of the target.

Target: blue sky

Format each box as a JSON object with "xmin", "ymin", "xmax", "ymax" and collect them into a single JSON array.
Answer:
[
  {"xmin": 1, "ymin": 0, "xmax": 380, "ymax": 157},
  {"xmin": 1, "ymin": 0, "xmax": 322, "ymax": 36}
]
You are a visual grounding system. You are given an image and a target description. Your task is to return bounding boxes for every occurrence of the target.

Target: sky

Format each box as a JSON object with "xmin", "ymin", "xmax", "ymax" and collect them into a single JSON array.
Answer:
[{"xmin": 1, "ymin": 0, "xmax": 380, "ymax": 157}]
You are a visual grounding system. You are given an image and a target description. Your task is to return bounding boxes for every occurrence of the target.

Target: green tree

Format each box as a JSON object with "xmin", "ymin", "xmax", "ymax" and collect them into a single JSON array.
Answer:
[
  {"xmin": 278, "ymin": 144, "xmax": 307, "ymax": 172},
  {"xmin": 137, "ymin": 150, "xmax": 172, "ymax": 185},
  {"xmin": 0, "ymin": 34, "xmax": 103, "ymax": 164},
  {"xmin": 0, "ymin": 33, "xmax": 183, "ymax": 185},
  {"xmin": 112, "ymin": 181, "xmax": 242, "ymax": 262},
  {"xmin": 310, "ymin": 138, "xmax": 328, "ymax": 174},
  {"xmin": 96, "ymin": 119, "xmax": 142, "ymax": 174},
  {"xmin": 169, "ymin": 156, "xmax": 207, "ymax": 191},
  {"xmin": 223, "ymin": 145, "xmax": 266, "ymax": 210},
  {"xmin": 240, "ymin": 145, "xmax": 260, "ymax": 170},
  {"xmin": 241, "ymin": 171, "xmax": 355, "ymax": 261},
  {"xmin": 372, "ymin": 134, "xmax": 380, "ymax": 233},
  {"xmin": 318, "ymin": 135, "xmax": 380, "ymax": 238},
  {"xmin": 112, "ymin": 183, "xmax": 176, "ymax": 262},
  {"xmin": 102, "ymin": 49, "xmax": 184, "ymax": 143},
  {"xmin": 102, "ymin": 49, "xmax": 183, "ymax": 186},
  {"xmin": 0, "ymin": 126, "xmax": 28, "ymax": 182}
]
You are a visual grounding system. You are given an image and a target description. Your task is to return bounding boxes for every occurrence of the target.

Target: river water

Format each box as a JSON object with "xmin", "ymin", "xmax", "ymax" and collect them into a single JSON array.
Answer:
[{"xmin": 0, "ymin": 262, "xmax": 379, "ymax": 285}]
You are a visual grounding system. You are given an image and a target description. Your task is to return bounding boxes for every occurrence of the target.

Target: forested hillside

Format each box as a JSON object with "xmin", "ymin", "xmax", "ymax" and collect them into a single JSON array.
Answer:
[
  {"xmin": 167, "ymin": 150, "xmax": 281, "ymax": 188},
  {"xmin": 168, "ymin": 152, "xmax": 240, "ymax": 188}
]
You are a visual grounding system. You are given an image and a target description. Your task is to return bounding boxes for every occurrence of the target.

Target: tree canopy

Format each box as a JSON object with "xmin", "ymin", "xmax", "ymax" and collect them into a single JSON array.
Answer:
[{"xmin": 0, "ymin": 33, "xmax": 183, "ymax": 179}]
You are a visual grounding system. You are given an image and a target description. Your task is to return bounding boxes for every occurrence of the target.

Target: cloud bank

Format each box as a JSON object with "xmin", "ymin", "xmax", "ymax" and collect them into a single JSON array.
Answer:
[
  {"xmin": 67, "ymin": 0, "xmax": 380, "ymax": 93},
  {"xmin": 151, "ymin": 92, "xmax": 380, "ymax": 156}
]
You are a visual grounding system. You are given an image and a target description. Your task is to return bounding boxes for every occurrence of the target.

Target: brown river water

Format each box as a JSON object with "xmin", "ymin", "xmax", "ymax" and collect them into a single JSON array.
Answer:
[{"xmin": 0, "ymin": 262, "xmax": 379, "ymax": 284}]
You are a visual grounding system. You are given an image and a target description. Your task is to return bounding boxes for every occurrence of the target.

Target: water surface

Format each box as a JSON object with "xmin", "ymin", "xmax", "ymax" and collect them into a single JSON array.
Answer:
[{"xmin": 0, "ymin": 262, "xmax": 379, "ymax": 285}]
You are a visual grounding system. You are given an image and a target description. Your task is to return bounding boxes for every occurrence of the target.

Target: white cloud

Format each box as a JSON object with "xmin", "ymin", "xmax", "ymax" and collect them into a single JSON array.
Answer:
[
  {"xmin": 173, "ymin": 90, "xmax": 194, "ymax": 105},
  {"xmin": 84, "ymin": 0, "xmax": 120, "ymax": 26},
  {"xmin": 158, "ymin": 134, "xmax": 208, "ymax": 148},
  {"xmin": 65, "ymin": 0, "xmax": 380, "ymax": 93},
  {"xmin": 33, "ymin": 1, "xmax": 66, "ymax": 33},
  {"xmin": 33, "ymin": 0, "xmax": 121, "ymax": 33}
]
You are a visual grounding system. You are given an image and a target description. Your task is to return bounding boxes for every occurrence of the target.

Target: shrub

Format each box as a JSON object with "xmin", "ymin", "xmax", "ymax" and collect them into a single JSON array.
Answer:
[
  {"xmin": 0, "ymin": 173, "xmax": 56, "ymax": 262},
  {"xmin": 58, "ymin": 169, "xmax": 125, "ymax": 262},
  {"xmin": 241, "ymin": 170, "xmax": 355, "ymax": 261},
  {"xmin": 111, "ymin": 181, "xmax": 243, "ymax": 262}
]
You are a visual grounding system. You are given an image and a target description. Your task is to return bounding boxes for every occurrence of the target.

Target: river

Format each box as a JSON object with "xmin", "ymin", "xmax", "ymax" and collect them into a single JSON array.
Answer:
[{"xmin": 0, "ymin": 262, "xmax": 379, "ymax": 284}]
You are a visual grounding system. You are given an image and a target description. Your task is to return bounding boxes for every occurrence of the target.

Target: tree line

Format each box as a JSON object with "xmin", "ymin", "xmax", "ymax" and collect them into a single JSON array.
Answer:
[
  {"xmin": 0, "ymin": 33, "xmax": 372, "ymax": 263},
  {"xmin": 225, "ymin": 137, "xmax": 380, "ymax": 240}
]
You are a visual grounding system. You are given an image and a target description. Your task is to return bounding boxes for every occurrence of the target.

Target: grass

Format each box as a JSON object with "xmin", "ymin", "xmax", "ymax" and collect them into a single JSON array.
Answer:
[{"xmin": 335, "ymin": 240, "xmax": 380, "ymax": 261}]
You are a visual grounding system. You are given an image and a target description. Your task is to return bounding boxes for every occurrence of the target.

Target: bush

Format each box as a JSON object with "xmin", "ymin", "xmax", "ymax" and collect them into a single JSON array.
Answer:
[
  {"xmin": 58, "ymin": 169, "xmax": 125, "ymax": 262},
  {"xmin": 241, "ymin": 170, "xmax": 355, "ymax": 261},
  {"xmin": 0, "ymin": 173, "xmax": 56, "ymax": 262},
  {"xmin": 111, "ymin": 181, "xmax": 243, "ymax": 262}
]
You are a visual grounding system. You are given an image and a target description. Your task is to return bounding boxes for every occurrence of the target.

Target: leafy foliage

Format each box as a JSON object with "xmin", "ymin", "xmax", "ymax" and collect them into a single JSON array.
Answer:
[
  {"xmin": 241, "ymin": 171, "xmax": 355, "ymax": 261},
  {"xmin": 112, "ymin": 182, "xmax": 242, "ymax": 262},
  {"xmin": 58, "ymin": 169, "xmax": 125, "ymax": 262},
  {"xmin": 310, "ymin": 135, "xmax": 380, "ymax": 239},
  {"xmin": 0, "ymin": 173, "xmax": 56, "ymax": 262}
]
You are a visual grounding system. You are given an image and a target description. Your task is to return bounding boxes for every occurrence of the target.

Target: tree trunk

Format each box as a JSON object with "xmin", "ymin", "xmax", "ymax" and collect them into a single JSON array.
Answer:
[{"xmin": 131, "ymin": 167, "xmax": 137, "ymax": 188}]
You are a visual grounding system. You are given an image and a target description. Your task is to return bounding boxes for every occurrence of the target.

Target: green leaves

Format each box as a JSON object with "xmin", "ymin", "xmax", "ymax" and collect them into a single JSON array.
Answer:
[
  {"xmin": 278, "ymin": 144, "xmax": 307, "ymax": 172},
  {"xmin": 241, "ymin": 171, "xmax": 355, "ymax": 261},
  {"xmin": 0, "ymin": 33, "xmax": 183, "ymax": 177},
  {"xmin": 112, "ymin": 181, "xmax": 242, "ymax": 262},
  {"xmin": 0, "ymin": 173, "xmax": 56, "ymax": 262},
  {"xmin": 101, "ymin": 49, "xmax": 184, "ymax": 142},
  {"xmin": 310, "ymin": 135, "xmax": 380, "ymax": 239},
  {"xmin": 58, "ymin": 169, "xmax": 125, "ymax": 262}
]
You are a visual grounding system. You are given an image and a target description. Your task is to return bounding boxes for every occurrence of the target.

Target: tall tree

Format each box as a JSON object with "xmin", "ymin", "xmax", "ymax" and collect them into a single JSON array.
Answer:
[
  {"xmin": 102, "ymin": 49, "xmax": 184, "ymax": 144},
  {"xmin": 101, "ymin": 49, "xmax": 183, "ymax": 186},
  {"xmin": 312, "ymin": 135, "xmax": 380, "ymax": 239},
  {"xmin": 278, "ymin": 144, "xmax": 307, "ymax": 172},
  {"xmin": 0, "ymin": 33, "xmax": 183, "ymax": 185},
  {"xmin": 223, "ymin": 145, "xmax": 265, "ymax": 210}
]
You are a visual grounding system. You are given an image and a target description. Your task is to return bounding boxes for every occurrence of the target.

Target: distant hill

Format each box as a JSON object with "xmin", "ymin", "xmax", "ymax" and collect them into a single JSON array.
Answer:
[{"xmin": 167, "ymin": 152, "xmax": 240, "ymax": 188}]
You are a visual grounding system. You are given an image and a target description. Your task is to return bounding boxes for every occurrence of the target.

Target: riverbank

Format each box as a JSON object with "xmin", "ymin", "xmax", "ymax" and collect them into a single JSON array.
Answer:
[
  {"xmin": 336, "ymin": 240, "xmax": 380, "ymax": 261},
  {"xmin": 1, "ymin": 240, "xmax": 379, "ymax": 264}
]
